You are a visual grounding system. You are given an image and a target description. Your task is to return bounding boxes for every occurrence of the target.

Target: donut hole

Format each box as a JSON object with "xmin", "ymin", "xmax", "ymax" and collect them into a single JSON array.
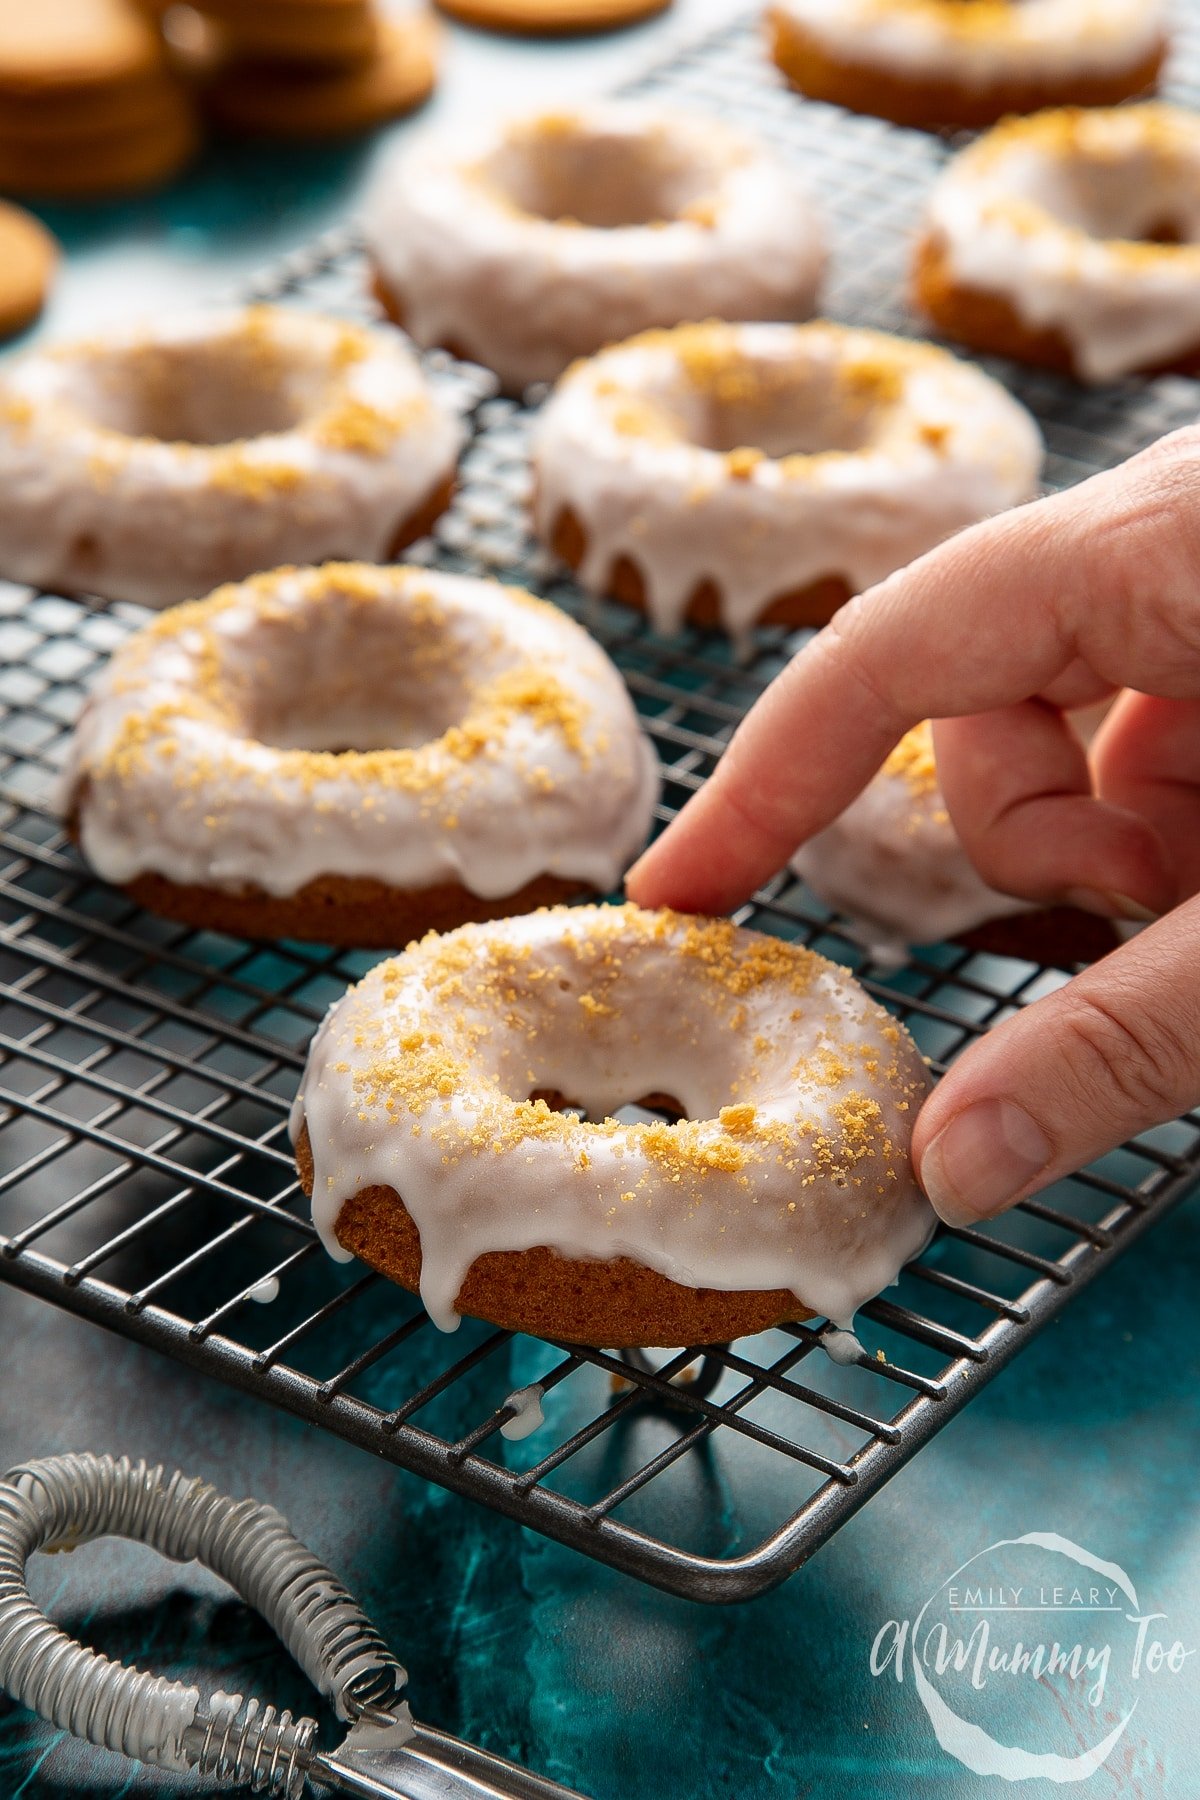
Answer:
[
  {"xmin": 1026, "ymin": 149, "xmax": 1200, "ymax": 246},
  {"xmin": 255, "ymin": 691, "xmax": 466, "ymax": 754},
  {"xmin": 481, "ymin": 120, "xmax": 725, "ymax": 229},
  {"xmin": 483, "ymin": 943, "xmax": 770, "ymax": 1128},
  {"xmin": 66, "ymin": 332, "xmax": 335, "ymax": 445},
  {"xmin": 664, "ymin": 350, "xmax": 898, "ymax": 458},
  {"xmin": 530, "ymin": 1086, "xmax": 687, "ymax": 1125},
  {"xmin": 217, "ymin": 589, "xmax": 480, "ymax": 754}
]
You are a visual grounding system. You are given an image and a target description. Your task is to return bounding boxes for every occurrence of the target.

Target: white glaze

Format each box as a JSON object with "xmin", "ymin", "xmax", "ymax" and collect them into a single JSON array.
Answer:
[
  {"xmin": 500, "ymin": 1385, "xmax": 546, "ymax": 1440},
  {"xmin": 63, "ymin": 564, "xmax": 659, "ymax": 903},
  {"xmin": 823, "ymin": 1326, "xmax": 866, "ymax": 1364},
  {"xmin": 790, "ymin": 722, "xmax": 1031, "ymax": 963},
  {"xmin": 770, "ymin": 0, "xmax": 1166, "ymax": 85},
  {"xmin": 531, "ymin": 321, "xmax": 1043, "ymax": 638},
  {"xmin": 291, "ymin": 904, "xmax": 936, "ymax": 1332},
  {"xmin": 365, "ymin": 102, "xmax": 825, "ymax": 393},
  {"xmin": 922, "ymin": 106, "xmax": 1200, "ymax": 383},
  {"xmin": 0, "ymin": 307, "xmax": 464, "ymax": 607}
]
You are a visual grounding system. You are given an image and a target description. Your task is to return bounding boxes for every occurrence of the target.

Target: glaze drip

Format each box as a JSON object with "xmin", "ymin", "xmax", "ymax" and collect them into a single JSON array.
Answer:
[
  {"xmin": 291, "ymin": 904, "xmax": 936, "ymax": 1332},
  {"xmin": 532, "ymin": 321, "xmax": 1043, "ymax": 637},
  {"xmin": 366, "ymin": 102, "xmax": 825, "ymax": 392},
  {"xmin": 0, "ymin": 307, "xmax": 464, "ymax": 608},
  {"xmin": 922, "ymin": 106, "xmax": 1200, "ymax": 382},
  {"xmin": 63, "ymin": 565, "xmax": 660, "ymax": 903}
]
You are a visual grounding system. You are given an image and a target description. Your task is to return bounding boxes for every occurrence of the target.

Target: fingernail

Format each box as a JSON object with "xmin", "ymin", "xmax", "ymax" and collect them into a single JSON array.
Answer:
[
  {"xmin": 1064, "ymin": 887, "xmax": 1159, "ymax": 924},
  {"xmin": 919, "ymin": 1099, "xmax": 1053, "ymax": 1227}
]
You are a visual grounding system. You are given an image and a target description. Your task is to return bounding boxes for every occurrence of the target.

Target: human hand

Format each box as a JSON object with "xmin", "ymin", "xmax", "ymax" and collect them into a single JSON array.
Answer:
[{"xmin": 626, "ymin": 427, "xmax": 1200, "ymax": 1228}]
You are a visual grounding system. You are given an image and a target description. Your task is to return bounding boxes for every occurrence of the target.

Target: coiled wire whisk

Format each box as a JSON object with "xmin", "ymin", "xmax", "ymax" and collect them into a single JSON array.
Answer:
[{"xmin": 0, "ymin": 1452, "xmax": 410, "ymax": 1799}]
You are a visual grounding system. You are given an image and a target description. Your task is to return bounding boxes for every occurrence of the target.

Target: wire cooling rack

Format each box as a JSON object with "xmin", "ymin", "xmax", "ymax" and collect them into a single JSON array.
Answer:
[{"xmin": 4, "ymin": 12, "xmax": 1200, "ymax": 1606}]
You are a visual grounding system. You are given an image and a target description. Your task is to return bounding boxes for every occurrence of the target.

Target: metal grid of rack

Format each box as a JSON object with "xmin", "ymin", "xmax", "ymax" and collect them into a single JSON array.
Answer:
[{"xmin": 3, "ymin": 10, "xmax": 1200, "ymax": 1604}]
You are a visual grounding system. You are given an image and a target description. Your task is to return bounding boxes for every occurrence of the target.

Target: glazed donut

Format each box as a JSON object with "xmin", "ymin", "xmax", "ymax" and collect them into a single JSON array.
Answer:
[
  {"xmin": 365, "ymin": 102, "xmax": 825, "ymax": 393},
  {"xmin": 532, "ymin": 321, "xmax": 1043, "ymax": 639},
  {"xmin": 791, "ymin": 721, "xmax": 1121, "ymax": 967},
  {"xmin": 766, "ymin": 0, "xmax": 1167, "ymax": 132},
  {"xmin": 291, "ymin": 903, "xmax": 936, "ymax": 1346},
  {"xmin": 0, "ymin": 306, "xmax": 463, "ymax": 606},
  {"xmin": 62, "ymin": 564, "xmax": 659, "ymax": 946},
  {"xmin": 791, "ymin": 723, "xmax": 1032, "ymax": 964},
  {"xmin": 914, "ymin": 106, "xmax": 1200, "ymax": 383}
]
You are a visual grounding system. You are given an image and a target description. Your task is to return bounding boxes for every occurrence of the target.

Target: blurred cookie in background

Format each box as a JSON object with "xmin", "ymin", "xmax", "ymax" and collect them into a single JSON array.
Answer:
[
  {"xmin": 169, "ymin": 3, "xmax": 438, "ymax": 138},
  {"xmin": 0, "ymin": 200, "xmax": 57, "ymax": 338},
  {"xmin": 0, "ymin": 0, "xmax": 198, "ymax": 198},
  {"xmin": 434, "ymin": 0, "xmax": 670, "ymax": 35},
  {"xmin": 185, "ymin": 0, "xmax": 382, "ymax": 63}
]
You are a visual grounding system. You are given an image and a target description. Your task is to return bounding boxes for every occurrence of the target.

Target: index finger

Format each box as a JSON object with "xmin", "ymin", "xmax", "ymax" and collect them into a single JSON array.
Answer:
[{"xmin": 626, "ymin": 436, "xmax": 1196, "ymax": 914}]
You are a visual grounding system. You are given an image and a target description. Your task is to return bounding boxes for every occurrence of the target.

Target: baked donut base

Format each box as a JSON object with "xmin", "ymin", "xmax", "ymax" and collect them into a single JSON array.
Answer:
[
  {"xmin": 294, "ymin": 1122, "xmax": 814, "ymax": 1347},
  {"xmin": 913, "ymin": 231, "xmax": 1200, "ymax": 380},
  {"xmin": 547, "ymin": 502, "xmax": 853, "ymax": 632},
  {"xmin": 110, "ymin": 867, "xmax": 583, "ymax": 948},
  {"xmin": 385, "ymin": 469, "xmax": 456, "ymax": 558},
  {"xmin": 767, "ymin": 8, "xmax": 1166, "ymax": 131}
]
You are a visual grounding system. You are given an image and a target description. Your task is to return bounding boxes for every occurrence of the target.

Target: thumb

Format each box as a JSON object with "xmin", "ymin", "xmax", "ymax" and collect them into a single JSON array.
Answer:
[{"xmin": 913, "ymin": 897, "xmax": 1200, "ymax": 1226}]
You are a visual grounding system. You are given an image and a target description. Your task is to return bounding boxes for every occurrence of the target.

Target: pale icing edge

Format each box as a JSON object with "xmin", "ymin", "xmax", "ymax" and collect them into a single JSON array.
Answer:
[
  {"xmin": 365, "ymin": 101, "xmax": 826, "ymax": 392},
  {"xmin": 63, "ymin": 565, "xmax": 661, "ymax": 903},
  {"xmin": 291, "ymin": 905, "xmax": 937, "ymax": 1331},
  {"xmin": 531, "ymin": 321, "xmax": 1044, "ymax": 637}
]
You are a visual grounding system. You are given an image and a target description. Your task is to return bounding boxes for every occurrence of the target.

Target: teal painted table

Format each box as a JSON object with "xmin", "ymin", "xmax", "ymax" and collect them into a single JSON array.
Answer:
[{"xmin": 2, "ymin": 9, "xmax": 1200, "ymax": 1794}]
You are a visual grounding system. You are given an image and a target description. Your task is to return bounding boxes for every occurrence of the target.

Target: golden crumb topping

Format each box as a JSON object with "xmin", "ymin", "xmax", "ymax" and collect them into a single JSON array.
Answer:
[
  {"xmin": 87, "ymin": 568, "xmax": 598, "ymax": 813},
  {"xmin": 325, "ymin": 906, "xmax": 927, "ymax": 1206},
  {"xmin": 883, "ymin": 722, "xmax": 939, "ymax": 799},
  {"xmin": 208, "ymin": 450, "xmax": 305, "ymax": 500},
  {"xmin": 725, "ymin": 446, "xmax": 766, "ymax": 479},
  {"xmin": 961, "ymin": 107, "xmax": 1200, "ymax": 261},
  {"xmin": 311, "ymin": 395, "xmax": 422, "ymax": 455},
  {"xmin": 0, "ymin": 392, "xmax": 32, "ymax": 430}
]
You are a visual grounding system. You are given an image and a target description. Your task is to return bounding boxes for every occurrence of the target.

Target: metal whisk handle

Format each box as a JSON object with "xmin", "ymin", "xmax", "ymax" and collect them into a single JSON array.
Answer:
[{"xmin": 0, "ymin": 1452, "xmax": 409, "ymax": 1798}]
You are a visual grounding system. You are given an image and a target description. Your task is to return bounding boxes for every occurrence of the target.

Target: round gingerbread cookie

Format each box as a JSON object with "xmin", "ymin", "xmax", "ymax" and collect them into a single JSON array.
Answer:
[
  {"xmin": 203, "ymin": 13, "xmax": 437, "ymax": 137},
  {"xmin": 0, "ymin": 0, "xmax": 164, "ymax": 95},
  {"xmin": 0, "ymin": 102, "xmax": 197, "ymax": 199},
  {"xmin": 0, "ymin": 203, "xmax": 57, "ymax": 340},
  {"xmin": 189, "ymin": 0, "xmax": 381, "ymax": 64},
  {"xmin": 434, "ymin": 0, "xmax": 670, "ymax": 36},
  {"xmin": 0, "ymin": 65, "xmax": 186, "ymax": 141}
]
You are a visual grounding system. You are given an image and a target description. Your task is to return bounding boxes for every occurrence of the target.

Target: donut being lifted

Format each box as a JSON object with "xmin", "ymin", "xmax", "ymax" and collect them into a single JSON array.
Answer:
[{"xmin": 291, "ymin": 903, "xmax": 936, "ymax": 1347}]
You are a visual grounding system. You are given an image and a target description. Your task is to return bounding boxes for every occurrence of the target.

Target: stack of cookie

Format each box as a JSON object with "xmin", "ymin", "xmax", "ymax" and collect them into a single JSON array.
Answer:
[
  {"xmin": 0, "ymin": 0, "xmax": 198, "ymax": 199},
  {"xmin": 178, "ymin": 1, "xmax": 439, "ymax": 139}
]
